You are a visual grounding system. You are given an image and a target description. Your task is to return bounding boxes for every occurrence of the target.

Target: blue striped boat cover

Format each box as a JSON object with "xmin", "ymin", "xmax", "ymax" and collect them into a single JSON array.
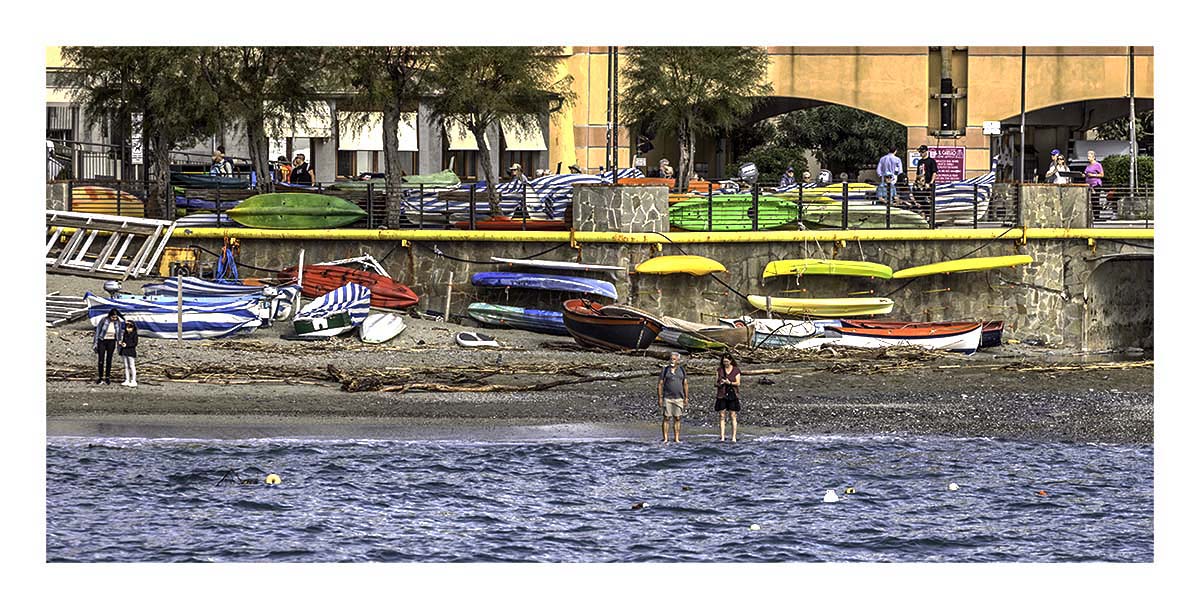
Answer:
[
  {"xmin": 174, "ymin": 196, "xmax": 244, "ymax": 211},
  {"xmin": 295, "ymin": 282, "xmax": 371, "ymax": 327},
  {"xmin": 86, "ymin": 293, "xmax": 262, "ymax": 339},
  {"xmin": 143, "ymin": 277, "xmax": 268, "ymax": 297},
  {"xmin": 174, "ymin": 213, "xmax": 233, "ymax": 227}
]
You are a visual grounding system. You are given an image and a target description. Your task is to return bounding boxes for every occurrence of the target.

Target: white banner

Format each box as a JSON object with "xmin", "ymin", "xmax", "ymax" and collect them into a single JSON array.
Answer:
[{"xmin": 130, "ymin": 112, "xmax": 143, "ymax": 165}]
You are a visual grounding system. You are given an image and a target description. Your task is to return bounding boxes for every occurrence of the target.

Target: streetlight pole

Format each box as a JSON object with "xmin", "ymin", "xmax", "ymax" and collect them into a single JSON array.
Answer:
[
  {"xmin": 1019, "ymin": 46, "xmax": 1027, "ymax": 184},
  {"xmin": 1129, "ymin": 46, "xmax": 1138, "ymax": 190}
]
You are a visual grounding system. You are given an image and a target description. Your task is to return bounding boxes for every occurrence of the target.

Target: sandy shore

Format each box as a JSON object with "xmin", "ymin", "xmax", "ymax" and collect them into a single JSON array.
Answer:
[{"xmin": 47, "ymin": 274, "xmax": 1153, "ymax": 444}]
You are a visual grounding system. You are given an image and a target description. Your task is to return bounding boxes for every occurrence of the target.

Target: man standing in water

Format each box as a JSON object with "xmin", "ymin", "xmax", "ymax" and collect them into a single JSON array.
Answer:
[{"xmin": 658, "ymin": 352, "xmax": 689, "ymax": 443}]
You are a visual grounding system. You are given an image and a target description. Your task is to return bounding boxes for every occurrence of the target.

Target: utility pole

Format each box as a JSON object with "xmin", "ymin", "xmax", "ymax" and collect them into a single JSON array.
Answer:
[
  {"xmin": 1129, "ymin": 46, "xmax": 1138, "ymax": 190},
  {"xmin": 1019, "ymin": 46, "xmax": 1027, "ymax": 184}
]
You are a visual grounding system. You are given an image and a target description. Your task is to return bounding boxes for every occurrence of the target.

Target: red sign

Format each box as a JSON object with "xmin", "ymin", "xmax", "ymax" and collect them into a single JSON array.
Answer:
[{"xmin": 927, "ymin": 146, "xmax": 965, "ymax": 183}]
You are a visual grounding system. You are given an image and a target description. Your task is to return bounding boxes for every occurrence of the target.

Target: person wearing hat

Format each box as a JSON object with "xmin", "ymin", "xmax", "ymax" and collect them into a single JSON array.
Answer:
[
  {"xmin": 1045, "ymin": 149, "xmax": 1070, "ymax": 185},
  {"xmin": 779, "ymin": 166, "xmax": 796, "ymax": 188},
  {"xmin": 508, "ymin": 163, "xmax": 529, "ymax": 184},
  {"xmin": 658, "ymin": 158, "xmax": 675, "ymax": 180}
]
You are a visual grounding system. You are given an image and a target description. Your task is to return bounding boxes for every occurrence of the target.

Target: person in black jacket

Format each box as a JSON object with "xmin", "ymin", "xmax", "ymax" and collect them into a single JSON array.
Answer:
[
  {"xmin": 119, "ymin": 320, "xmax": 139, "ymax": 388},
  {"xmin": 92, "ymin": 309, "xmax": 124, "ymax": 385}
]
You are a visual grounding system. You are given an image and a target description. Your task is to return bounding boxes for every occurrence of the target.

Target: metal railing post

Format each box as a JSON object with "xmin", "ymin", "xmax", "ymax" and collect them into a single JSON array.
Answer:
[
  {"xmin": 751, "ymin": 184, "xmax": 760, "ymax": 232},
  {"xmin": 885, "ymin": 183, "xmax": 893, "ymax": 229},
  {"xmin": 973, "ymin": 183, "xmax": 979, "ymax": 229},
  {"xmin": 841, "ymin": 181, "xmax": 849, "ymax": 230},
  {"xmin": 215, "ymin": 184, "xmax": 223, "ymax": 227},
  {"xmin": 67, "ymin": 179, "xmax": 73, "ymax": 212},
  {"xmin": 1086, "ymin": 186, "xmax": 1095, "ymax": 228},
  {"xmin": 1014, "ymin": 185, "xmax": 1021, "ymax": 226},
  {"xmin": 522, "ymin": 182, "xmax": 528, "ymax": 231},
  {"xmin": 419, "ymin": 184, "xmax": 425, "ymax": 228},
  {"xmin": 929, "ymin": 182, "xmax": 937, "ymax": 228},
  {"xmin": 367, "ymin": 183, "xmax": 374, "ymax": 229},
  {"xmin": 469, "ymin": 184, "xmax": 477, "ymax": 231},
  {"xmin": 707, "ymin": 183, "xmax": 714, "ymax": 232},
  {"xmin": 797, "ymin": 182, "xmax": 804, "ymax": 230}
]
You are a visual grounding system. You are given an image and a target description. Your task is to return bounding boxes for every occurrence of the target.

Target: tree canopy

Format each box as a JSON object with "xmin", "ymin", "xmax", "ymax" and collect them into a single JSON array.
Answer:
[
  {"xmin": 621, "ymin": 46, "xmax": 771, "ymax": 188},
  {"xmin": 422, "ymin": 46, "xmax": 574, "ymax": 214}
]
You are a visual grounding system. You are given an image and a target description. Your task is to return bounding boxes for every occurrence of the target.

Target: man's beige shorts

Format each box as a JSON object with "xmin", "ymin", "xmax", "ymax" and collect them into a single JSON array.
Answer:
[{"xmin": 662, "ymin": 398, "xmax": 685, "ymax": 418}]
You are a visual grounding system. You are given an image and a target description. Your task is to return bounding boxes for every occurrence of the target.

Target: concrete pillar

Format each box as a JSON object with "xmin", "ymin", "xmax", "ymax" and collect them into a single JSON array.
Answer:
[
  {"xmin": 417, "ymin": 102, "xmax": 443, "ymax": 175},
  {"xmin": 1018, "ymin": 184, "xmax": 1090, "ymax": 228}
]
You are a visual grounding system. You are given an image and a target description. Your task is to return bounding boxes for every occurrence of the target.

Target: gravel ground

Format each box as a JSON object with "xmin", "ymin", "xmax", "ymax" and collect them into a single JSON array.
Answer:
[{"xmin": 46, "ymin": 274, "xmax": 1153, "ymax": 444}]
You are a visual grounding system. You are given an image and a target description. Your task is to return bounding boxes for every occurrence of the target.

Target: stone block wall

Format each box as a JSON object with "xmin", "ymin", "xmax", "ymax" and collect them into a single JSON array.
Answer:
[
  {"xmin": 1019, "ymin": 184, "xmax": 1090, "ymax": 228},
  {"xmin": 572, "ymin": 185, "xmax": 667, "ymax": 233},
  {"xmin": 169, "ymin": 234, "xmax": 1153, "ymax": 351}
]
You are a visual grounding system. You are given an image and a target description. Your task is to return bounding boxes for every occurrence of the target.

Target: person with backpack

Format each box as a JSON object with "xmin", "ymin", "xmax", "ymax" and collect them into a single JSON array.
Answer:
[{"xmin": 657, "ymin": 352, "xmax": 689, "ymax": 443}]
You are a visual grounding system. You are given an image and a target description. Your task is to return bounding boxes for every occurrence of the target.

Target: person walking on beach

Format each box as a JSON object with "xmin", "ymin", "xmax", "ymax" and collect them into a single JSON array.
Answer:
[
  {"xmin": 715, "ymin": 353, "xmax": 742, "ymax": 442},
  {"xmin": 658, "ymin": 352, "xmax": 689, "ymax": 443},
  {"xmin": 93, "ymin": 309, "xmax": 124, "ymax": 385},
  {"xmin": 119, "ymin": 320, "xmax": 139, "ymax": 388}
]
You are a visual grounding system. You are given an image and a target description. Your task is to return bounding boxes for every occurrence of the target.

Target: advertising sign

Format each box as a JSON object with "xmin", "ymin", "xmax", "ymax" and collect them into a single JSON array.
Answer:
[
  {"xmin": 926, "ymin": 146, "xmax": 965, "ymax": 183},
  {"xmin": 130, "ymin": 112, "xmax": 143, "ymax": 165}
]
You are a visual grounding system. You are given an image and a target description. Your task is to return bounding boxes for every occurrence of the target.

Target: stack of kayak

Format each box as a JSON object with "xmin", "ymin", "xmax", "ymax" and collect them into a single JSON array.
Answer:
[
  {"xmin": 468, "ymin": 259, "xmax": 621, "ymax": 336},
  {"xmin": 138, "ymin": 276, "xmax": 300, "ymax": 322},
  {"xmin": 86, "ymin": 291, "xmax": 263, "ymax": 339}
]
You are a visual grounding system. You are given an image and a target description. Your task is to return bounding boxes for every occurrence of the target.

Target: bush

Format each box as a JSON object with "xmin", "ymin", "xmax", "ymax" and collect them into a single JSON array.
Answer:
[{"xmin": 1099, "ymin": 155, "xmax": 1153, "ymax": 187}]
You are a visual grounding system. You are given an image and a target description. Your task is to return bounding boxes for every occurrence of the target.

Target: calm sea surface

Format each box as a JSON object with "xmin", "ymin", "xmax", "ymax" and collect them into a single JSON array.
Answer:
[{"xmin": 46, "ymin": 431, "xmax": 1152, "ymax": 562}]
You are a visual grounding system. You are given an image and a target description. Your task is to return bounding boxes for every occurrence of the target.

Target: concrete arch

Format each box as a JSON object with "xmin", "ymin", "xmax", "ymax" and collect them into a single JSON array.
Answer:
[
  {"xmin": 764, "ymin": 50, "xmax": 929, "ymax": 126},
  {"xmin": 1083, "ymin": 255, "xmax": 1153, "ymax": 351},
  {"xmin": 1000, "ymin": 96, "xmax": 1153, "ymax": 130},
  {"xmin": 742, "ymin": 96, "xmax": 908, "ymax": 128}
]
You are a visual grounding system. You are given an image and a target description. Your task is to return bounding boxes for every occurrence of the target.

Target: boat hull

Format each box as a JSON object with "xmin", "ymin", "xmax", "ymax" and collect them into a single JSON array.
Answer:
[
  {"xmin": 471, "ymin": 272, "xmax": 618, "ymax": 300},
  {"xmin": 825, "ymin": 323, "xmax": 983, "ymax": 354},
  {"xmin": 747, "ymin": 295, "xmax": 895, "ymax": 317},
  {"xmin": 669, "ymin": 195, "xmax": 798, "ymax": 231},
  {"xmin": 562, "ymin": 299, "xmax": 662, "ymax": 351},
  {"xmin": 892, "ymin": 255, "xmax": 1034, "ymax": 279},
  {"xmin": 466, "ymin": 303, "xmax": 568, "ymax": 335},
  {"xmin": 360, "ymin": 312, "xmax": 408, "ymax": 344},
  {"xmin": 635, "ymin": 255, "xmax": 727, "ymax": 276},
  {"xmin": 840, "ymin": 319, "xmax": 1004, "ymax": 349},
  {"xmin": 762, "ymin": 259, "xmax": 893, "ymax": 280},
  {"xmin": 279, "ymin": 265, "xmax": 419, "ymax": 310},
  {"xmin": 227, "ymin": 193, "xmax": 367, "ymax": 229}
]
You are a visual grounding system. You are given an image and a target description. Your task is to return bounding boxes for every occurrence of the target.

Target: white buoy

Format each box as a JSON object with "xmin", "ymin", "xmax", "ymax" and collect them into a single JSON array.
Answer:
[
  {"xmin": 749, "ymin": 524, "xmax": 761, "ymax": 531},
  {"xmin": 823, "ymin": 490, "xmax": 840, "ymax": 503},
  {"xmin": 948, "ymin": 483, "xmax": 960, "ymax": 491}
]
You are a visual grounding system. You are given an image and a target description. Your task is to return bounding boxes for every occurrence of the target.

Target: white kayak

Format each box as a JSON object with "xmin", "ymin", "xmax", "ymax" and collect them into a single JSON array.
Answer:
[
  {"xmin": 823, "ymin": 323, "xmax": 983, "ymax": 354},
  {"xmin": 360, "ymin": 312, "xmax": 408, "ymax": 344},
  {"xmin": 456, "ymin": 331, "xmax": 500, "ymax": 348},
  {"xmin": 490, "ymin": 257, "xmax": 626, "ymax": 272}
]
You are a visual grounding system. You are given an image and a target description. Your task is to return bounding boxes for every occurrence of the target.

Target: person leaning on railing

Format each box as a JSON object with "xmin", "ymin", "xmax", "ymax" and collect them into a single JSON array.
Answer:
[{"xmin": 1084, "ymin": 150, "xmax": 1105, "ymax": 211}]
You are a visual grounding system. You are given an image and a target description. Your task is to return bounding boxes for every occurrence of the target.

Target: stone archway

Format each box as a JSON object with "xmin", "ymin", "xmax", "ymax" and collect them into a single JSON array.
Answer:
[{"xmin": 1084, "ymin": 255, "xmax": 1153, "ymax": 351}]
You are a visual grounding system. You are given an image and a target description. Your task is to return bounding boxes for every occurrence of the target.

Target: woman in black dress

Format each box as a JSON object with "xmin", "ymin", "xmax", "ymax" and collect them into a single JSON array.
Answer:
[
  {"xmin": 715, "ymin": 353, "xmax": 742, "ymax": 442},
  {"xmin": 119, "ymin": 320, "xmax": 139, "ymax": 388}
]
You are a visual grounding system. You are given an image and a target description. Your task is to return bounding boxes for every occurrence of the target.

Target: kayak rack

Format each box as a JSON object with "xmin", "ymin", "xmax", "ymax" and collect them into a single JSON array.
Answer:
[{"xmin": 46, "ymin": 210, "xmax": 177, "ymax": 280}]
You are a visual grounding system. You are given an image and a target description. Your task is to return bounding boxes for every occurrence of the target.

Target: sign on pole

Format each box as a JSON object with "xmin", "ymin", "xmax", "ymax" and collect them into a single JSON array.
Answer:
[
  {"xmin": 130, "ymin": 112, "xmax": 144, "ymax": 165},
  {"xmin": 927, "ymin": 146, "xmax": 966, "ymax": 183},
  {"xmin": 982, "ymin": 121, "xmax": 1001, "ymax": 135},
  {"xmin": 633, "ymin": 157, "xmax": 647, "ymax": 167}
]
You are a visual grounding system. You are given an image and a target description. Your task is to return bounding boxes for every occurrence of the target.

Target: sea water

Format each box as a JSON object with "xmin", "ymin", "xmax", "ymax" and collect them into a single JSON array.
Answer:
[{"xmin": 46, "ymin": 433, "xmax": 1152, "ymax": 562}]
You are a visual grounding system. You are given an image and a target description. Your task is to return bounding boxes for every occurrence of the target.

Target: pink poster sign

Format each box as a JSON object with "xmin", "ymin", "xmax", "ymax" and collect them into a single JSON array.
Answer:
[{"xmin": 928, "ymin": 146, "xmax": 965, "ymax": 183}]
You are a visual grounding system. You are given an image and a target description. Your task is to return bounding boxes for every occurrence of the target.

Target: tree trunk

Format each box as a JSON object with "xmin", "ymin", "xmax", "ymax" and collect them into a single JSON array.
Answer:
[
  {"xmin": 149, "ymin": 129, "xmax": 172, "ymax": 221},
  {"xmin": 245, "ymin": 116, "xmax": 274, "ymax": 193},
  {"xmin": 472, "ymin": 123, "xmax": 501, "ymax": 216},
  {"xmin": 677, "ymin": 121, "xmax": 694, "ymax": 192},
  {"xmin": 382, "ymin": 104, "xmax": 404, "ymax": 228}
]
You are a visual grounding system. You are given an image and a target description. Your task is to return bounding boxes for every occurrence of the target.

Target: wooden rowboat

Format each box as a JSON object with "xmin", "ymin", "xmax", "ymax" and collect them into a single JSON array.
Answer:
[
  {"xmin": 825, "ymin": 322, "xmax": 983, "ymax": 353},
  {"xmin": 562, "ymin": 299, "xmax": 662, "ymax": 351},
  {"xmin": 840, "ymin": 319, "xmax": 1004, "ymax": 349}
]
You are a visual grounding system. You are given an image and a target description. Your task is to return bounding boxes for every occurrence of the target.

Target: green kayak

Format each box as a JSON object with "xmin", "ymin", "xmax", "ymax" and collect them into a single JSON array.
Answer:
[
  {"xmin": 227, "ymin": 193, "xmax": 367, "ymax": 229},
  {"xmin": 669, "ymin": 195, "xmax": 799, "ymax": 231},
  {"xmin": 400, "ymin": 169, "xmax": 461, "ymax": 188},
  {"xmin": 801, "ymin": 204, "xmax": 929, "ymax": 229}
]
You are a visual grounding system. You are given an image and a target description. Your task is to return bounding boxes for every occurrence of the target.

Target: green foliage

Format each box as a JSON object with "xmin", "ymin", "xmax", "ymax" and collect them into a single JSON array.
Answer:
[
  {"xmin": 771, "ymin": 106, "xmax": 905, "ymax": 177},
  {"xmin": 1099, "ymin": 154, "xmax": 1154, "ymax": 187},
  {"xmin": 621, "ymin": 47, "xmax": 771, "ymax": 187},
  {"xmin": 1095, "ymin": 110, "xmax": 1153, "ymax": 150},
  {"xmin": 726, "ymin": 145, "xmax": 808, "ymax": 183},
  {"xmin": 422, "ymin": 46, "xmax": 575, "ymax": 212}
]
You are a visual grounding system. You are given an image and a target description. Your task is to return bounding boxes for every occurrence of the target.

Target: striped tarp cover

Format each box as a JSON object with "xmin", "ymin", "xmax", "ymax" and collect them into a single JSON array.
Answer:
[
  {"xmin": 143, "ymin": 276, "xmax": 269, "ymax": 297},
  {"xmin": 86, "ymin": 292, "xmax": 263, "ymax": 339},
  {"xmin": 174, "ymin": 213, "xmax": 234, "ymax": 227},
  {"xmin": 295, "ymin": 282, "xmax": 371, "ymax": 327}
]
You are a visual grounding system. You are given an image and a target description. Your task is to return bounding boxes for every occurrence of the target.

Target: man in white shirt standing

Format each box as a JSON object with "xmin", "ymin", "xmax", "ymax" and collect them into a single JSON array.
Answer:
[{"xmin": 876, "ymin": 145, "xmax": 903, "ymax": 204}]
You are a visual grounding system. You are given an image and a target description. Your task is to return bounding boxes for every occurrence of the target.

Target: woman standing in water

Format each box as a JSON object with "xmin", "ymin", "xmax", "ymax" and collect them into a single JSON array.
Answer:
[{"xmin": 715, "ymin": 353, "xmax": 742, "ymax": 442}]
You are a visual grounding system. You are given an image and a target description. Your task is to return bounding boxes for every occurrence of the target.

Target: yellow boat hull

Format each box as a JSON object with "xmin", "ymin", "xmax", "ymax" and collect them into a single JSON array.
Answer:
[
  {"xmin": 892, "ymin": 255, "xmax": 1034, "ymax": 279},
  {"xmin": 635, "ymin": 255, "xmax": 727, "ymax": 276},
  {"xmin": 747, "ymin": 295, "xmax": 894, "ymax": 317},
  {"xmin": 763, "ymin": 259, "xmax": 893, "ymax": 280}
]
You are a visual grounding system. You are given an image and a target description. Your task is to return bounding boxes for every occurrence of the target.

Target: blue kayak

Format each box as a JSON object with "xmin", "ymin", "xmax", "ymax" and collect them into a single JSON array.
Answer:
[
  {"xmin": 470, "ymin": 272, "xmax": 618, "ymax": 300},
  {"xmin": 466, "ymin": 303, "xmax": 568, "ymax": 335}
]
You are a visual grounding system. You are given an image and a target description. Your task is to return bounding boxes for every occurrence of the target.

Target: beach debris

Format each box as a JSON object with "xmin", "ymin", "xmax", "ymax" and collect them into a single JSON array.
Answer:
[
  {"xmin": 265, "ymin": 474, "xmax": 282, "ymax": 485},
  {"xmin": 844, "ymin": 487, "xmax": 856, "ymax": 495},
  {"xmin": 631, "ymin": 502, "xmax": 651, "ymax": 510},
  {"xmin": 749, "ymin": 524, "xmax": 761, "ymax": 531},
  {"xmin": 46, "ymin": 210, "xmax": 178, "ymax": 280},
  {"xmin": 823, "ymin": 490, "xmax": 840, "ymax": 503},
  {"xmin": 948, "ymin": 483, "xmax": 960, "ymax": 491}
]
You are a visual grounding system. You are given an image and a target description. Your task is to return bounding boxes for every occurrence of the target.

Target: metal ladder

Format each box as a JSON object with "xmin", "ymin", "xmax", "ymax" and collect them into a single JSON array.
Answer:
[{"xmin": 46, "ymin": 210, "xmax": 177, "ymax": 280}]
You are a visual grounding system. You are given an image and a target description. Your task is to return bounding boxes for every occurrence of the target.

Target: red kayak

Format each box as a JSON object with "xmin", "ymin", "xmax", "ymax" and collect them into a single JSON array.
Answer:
[
  {"xmin": 840, "ymin": 320, "xmax": 1004, "ymax": 348},
  {"xmin": 278, "ymin": 265, "xmax": 419, "ymax": 310}
]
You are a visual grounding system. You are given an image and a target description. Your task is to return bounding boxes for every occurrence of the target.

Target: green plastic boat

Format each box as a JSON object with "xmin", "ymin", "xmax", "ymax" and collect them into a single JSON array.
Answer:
[
  {"xmin": 400, "ymin": 169, "xmax": 461, "ymax": 188},
  {"xmin": 227, "ymin": 193, "xmax": 367, "ymax": 229},
  {"xmin": 669, "ymin": 195, "xmax": 798, "ymax": 231},
  {"xmin": 801, "ymin": 204, "xmax": 929, "ymax": 229}
]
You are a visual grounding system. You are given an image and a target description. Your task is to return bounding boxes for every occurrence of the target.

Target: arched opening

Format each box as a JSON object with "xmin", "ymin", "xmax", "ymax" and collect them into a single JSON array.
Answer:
[
  {"xmin": 993, "ymin": 97, "xmax": 1153, "ymax": 183},
  {"xmin": 1085, "ymin": 255, "xmax": 1153, "ymax": 351}
]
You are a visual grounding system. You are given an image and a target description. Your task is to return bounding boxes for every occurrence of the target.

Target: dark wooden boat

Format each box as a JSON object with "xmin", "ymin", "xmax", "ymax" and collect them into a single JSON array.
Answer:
[
  {"xmin": 562, "ymin": 299, "xmax": 662, "ymax": 351},
  {"xmin": 840, "ymin": 320, "xmax": 1004, "ymax": 348},
  {"xmin": 278, "ymin": 264, "xmax": 419, "ymax": 310}
]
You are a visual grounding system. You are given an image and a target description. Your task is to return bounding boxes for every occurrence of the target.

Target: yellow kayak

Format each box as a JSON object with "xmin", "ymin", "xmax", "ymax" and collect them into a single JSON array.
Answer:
[
  {"xmin": 763, "ymin": 259, "xmax": 893, "ymax": 280},
  {"xmin": 892, "ymin": 255, "xmax": 1034, "ymax": 279},
  {"xmin": 747, "ymin": 295, "xmax": 895, "ymax": 317},
  {"xmin": 635, "ymin": 255, "xmax": 727, "ymax": 276}
]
